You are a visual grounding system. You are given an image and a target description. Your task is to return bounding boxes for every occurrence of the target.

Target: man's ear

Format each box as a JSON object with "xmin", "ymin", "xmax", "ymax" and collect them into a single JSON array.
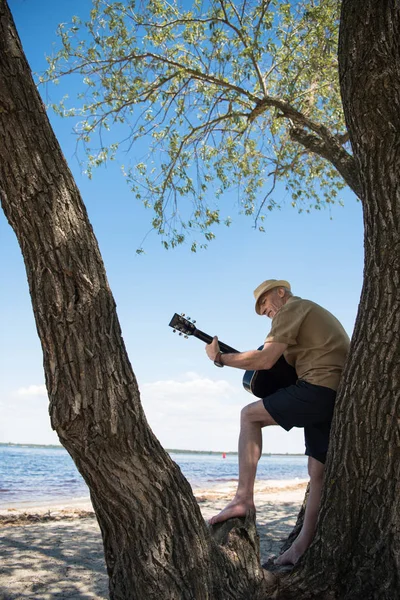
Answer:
[{"xmin": 277, "ymin": 287, "xmax": 285, "ymax": 298}]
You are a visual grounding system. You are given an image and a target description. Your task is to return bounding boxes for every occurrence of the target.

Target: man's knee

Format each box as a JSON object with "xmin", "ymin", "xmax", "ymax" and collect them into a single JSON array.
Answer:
[
  {"xmin": 241, "ymin": 401, "xmax": 277, "ymax": 426},
  {"xmin": 240, "ymin": 403, "xmax": 254, "ymax": 423}
]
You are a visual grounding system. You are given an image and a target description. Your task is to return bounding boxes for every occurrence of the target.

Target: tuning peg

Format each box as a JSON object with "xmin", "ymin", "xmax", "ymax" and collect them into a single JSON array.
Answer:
[
  {"xmin": 181, "ymin": 313, "xmax": 185, "ymax": 316},
  {"xmin": 184, "ymin": 335, "xmax": 188, "ymax": 339},
  {"xmin": 187, "ymin": 316, "xmax": 191, "ymax": 320},
  {"xmin": 193, "ymin": 320, "xmax": 196, "ymax": 324},
  {"xmin": 172, "ymin": 329, "xmax": 176, "ymax": 333},
  {"xmin": 179, "ymin": 332, "xmax": 182, "ymax": 336}
]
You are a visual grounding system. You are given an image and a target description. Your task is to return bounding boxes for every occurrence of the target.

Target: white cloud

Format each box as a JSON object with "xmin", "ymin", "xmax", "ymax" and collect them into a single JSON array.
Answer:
[
  {"xmin": 142, "ymin": 371, "xmax": 236, "ymax": 400},
  {"xmin": 139, "ymin": 371, "xmax": 306, "ymax": 454},
  {"xmin": 139, "ymin": 372, "xmax": 243, "ymax": 450},
  {"xmin": 3, "ymin": 373, "xmax": 305, "ymax": 454},
  {"xmin": 14, "ymin": 384, "xmax": 47, "ymax": 397},
  {"xmin": 141, "ymin": 372, "xmax": 240, "ymax": 417}
]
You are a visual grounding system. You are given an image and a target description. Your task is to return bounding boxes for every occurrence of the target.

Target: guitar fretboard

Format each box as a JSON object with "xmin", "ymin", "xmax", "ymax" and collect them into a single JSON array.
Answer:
[{"xmin": 192, "ymin": 328, "xmax": 239, "ymax": 354}]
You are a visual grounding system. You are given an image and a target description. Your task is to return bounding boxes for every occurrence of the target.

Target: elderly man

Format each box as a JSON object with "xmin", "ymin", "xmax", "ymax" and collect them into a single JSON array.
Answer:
[{"xmin": 205, "ymin": 279, "xmax": 350, "ymax": 565}]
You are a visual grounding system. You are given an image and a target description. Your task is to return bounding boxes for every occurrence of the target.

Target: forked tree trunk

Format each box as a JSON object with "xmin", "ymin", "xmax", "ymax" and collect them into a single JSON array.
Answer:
[
  {"xmin": 281, "ymin": 2, "xmax": 400, "ymax": 599},
  {"xmin": 0, "ymin": 2, "xmax": 273, "ymax": 598},
  {"xmin": 1, "ymin": 0, "xmax": 399, "ymax": 598}
]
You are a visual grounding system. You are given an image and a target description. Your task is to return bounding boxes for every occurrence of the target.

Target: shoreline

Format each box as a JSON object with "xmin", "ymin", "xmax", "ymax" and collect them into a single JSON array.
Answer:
[
  {"xmin": 0, "ymin": 477, "xmax": 308, "ymax": 512},
  {"xmin": 0, "ymin": 480, "xmax": 307, "ymax": 599}
]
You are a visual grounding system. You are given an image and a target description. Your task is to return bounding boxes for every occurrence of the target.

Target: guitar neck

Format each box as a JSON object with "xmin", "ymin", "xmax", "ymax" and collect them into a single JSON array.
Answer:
[{"xmin": 193, "ymin": 328, "xmax": 239, "ymax": 354}]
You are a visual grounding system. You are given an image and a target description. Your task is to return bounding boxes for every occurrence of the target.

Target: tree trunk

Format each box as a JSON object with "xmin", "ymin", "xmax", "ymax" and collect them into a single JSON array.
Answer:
[
  {"xmin": 0, "ymin": 2, "xmax": 274, "ymax": 598},
  {"xmin": 281, "ymin": 2, "xmax": 400, "ymax": 598}
]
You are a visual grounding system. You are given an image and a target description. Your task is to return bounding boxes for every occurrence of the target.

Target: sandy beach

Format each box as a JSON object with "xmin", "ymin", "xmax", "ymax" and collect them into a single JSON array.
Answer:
[{"xmin": 0, "ymin": 479, "xmax": 307, "ymax": 599}]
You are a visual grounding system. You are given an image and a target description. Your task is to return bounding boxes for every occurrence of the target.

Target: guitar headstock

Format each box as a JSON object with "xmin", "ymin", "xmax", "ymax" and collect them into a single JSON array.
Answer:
[{"xmin": 168, "ymin": 313, "xmax": 197, "ymax": 338}]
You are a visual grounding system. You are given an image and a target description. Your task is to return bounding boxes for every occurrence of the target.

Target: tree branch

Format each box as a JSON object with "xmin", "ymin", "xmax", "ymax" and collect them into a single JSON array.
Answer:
[
  {"xmin": 244, "ymin": 92, "xmax": 361, "ymax": 197},
  {"xmin": 289, "ymin": 126, "xmax": 362, "ymax": 198},
  {"xmin": 216, "ymin": 0, "xmax": 267, "ymax": 95}
]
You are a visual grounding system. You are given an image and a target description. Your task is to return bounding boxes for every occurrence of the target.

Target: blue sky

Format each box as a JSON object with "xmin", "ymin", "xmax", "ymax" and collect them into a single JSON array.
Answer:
[{"xmin": 0, "ymin": 0, "xmax": 364, "ymax": 453}]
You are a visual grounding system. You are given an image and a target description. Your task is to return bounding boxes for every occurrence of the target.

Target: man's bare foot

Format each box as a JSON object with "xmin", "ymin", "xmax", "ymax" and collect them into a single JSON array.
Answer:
[
  {"xmin": 209, "ymin": 498, "xmax": 254, "ymax": 525},
  {"xmin": 275, "ymin": 541, "xmax": 305, "ymax": 566}
]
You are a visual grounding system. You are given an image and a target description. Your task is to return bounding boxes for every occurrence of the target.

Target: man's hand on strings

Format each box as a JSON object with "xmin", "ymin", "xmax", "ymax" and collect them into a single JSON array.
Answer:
[{"xmin": 206, "ymin": 336, "xmax": 220, "ymax": 361}]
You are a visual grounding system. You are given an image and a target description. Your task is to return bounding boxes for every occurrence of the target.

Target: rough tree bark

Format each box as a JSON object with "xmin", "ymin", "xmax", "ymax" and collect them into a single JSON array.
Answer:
[
  {"xmin": 0, "ymin": 2, "xmax": 274, "ymax": 598},
  {"xmin": 280, "ymin": 2, "xmax": 400, "ymax": 599}
]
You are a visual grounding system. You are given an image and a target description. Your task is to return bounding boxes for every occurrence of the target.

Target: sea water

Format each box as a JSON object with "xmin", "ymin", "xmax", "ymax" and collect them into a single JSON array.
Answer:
[{"xmin": 0, "ymin": 444, "xmax": 308, "ymax": 507}]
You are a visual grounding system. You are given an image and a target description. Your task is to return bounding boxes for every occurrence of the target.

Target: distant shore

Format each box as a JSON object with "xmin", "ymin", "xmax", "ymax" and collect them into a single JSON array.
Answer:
[
  {"xmin": 0, "ymin": 442, "xmax": 304, "ymax": 456},
  {"xmin": 0, "ymin": 479, "xmax": 307, "ymax": 599}
]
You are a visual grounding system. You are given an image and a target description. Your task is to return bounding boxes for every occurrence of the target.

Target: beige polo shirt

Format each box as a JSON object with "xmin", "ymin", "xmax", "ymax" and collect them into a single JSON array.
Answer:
[{"xmin": 265, "ymin": 296, "xmax": 350, "ymax": 391}]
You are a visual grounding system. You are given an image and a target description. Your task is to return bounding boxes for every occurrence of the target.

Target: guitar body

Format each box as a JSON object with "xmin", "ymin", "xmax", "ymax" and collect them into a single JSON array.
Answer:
[
  {"xmin": 242, "ymin": 351, "xmax": 298, "ymax": 398},
  {"xmin": 168, "ymin": 314, "xmax": 298, "ymax": 398}
]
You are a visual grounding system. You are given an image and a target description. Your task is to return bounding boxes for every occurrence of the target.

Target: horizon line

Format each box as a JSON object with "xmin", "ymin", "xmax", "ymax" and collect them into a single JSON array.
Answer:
[{"xmin": 0, "ymin": 442, "xmax": 304, "ymax": 456}]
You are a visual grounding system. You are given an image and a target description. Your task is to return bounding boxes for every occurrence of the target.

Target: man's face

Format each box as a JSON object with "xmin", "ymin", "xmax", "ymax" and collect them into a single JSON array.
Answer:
[{"xmin": 259, "ymin": 288, "xmax": 285, "ymax": 318}]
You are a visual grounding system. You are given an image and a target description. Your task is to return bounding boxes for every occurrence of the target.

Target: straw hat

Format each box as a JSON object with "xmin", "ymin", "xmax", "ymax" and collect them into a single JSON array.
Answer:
[{"xmin": 253, "ymin": 279, "xmax": 291, "ymax": 314}]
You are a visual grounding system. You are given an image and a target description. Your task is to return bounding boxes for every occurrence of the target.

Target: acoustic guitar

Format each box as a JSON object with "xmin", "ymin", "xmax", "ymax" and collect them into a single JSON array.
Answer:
[{"xmin": 169, "ymin": 313, "xmax": 297, "ymax": 398}]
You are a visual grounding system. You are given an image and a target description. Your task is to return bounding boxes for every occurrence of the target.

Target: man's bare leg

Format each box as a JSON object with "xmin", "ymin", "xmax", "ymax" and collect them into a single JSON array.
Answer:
[
  {"xmin": 275, "ymin": 456, "xmax": 324, "ymax": 565},
  {"xmin": 209, "ymin": 400, "xmax": 277, "ymax": 525}
]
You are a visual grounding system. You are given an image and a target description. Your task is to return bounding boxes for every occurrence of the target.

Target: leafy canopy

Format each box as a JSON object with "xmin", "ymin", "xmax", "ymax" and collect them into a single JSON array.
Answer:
[{"xmin": 44, "ymin": 0, "xmax": 348, "ymax": 251}]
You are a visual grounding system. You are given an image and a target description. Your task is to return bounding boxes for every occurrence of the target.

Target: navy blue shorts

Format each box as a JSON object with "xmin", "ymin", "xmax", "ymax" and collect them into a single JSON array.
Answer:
[{"xmin": 263, "ymin": 380, "xmax": 336, "ymax": 464}]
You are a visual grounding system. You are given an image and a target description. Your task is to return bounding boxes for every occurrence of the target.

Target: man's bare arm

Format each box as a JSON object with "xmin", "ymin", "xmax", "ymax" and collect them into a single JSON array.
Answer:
[{"xmin": 206, "ymin": 337, "xmax": 288, "ymax": 370}]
